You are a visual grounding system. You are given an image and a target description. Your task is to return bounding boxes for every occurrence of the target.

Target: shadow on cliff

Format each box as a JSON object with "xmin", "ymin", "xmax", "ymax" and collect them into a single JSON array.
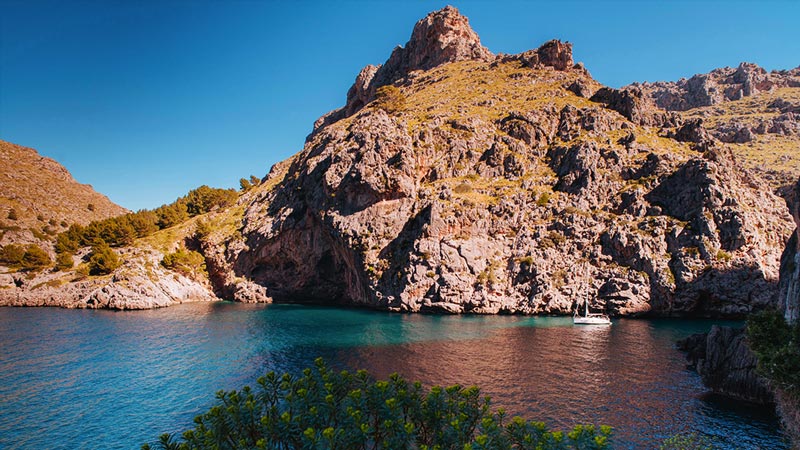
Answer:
[{"xmin": 664, "ymin": 263, "xmax": 778, "ymax": 318}]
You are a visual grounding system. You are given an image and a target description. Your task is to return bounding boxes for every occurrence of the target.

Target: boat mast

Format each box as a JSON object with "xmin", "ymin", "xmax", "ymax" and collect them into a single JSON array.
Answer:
[{"xmin": 584, "ymin": 262, "xmax": 589, "ymax": 316}]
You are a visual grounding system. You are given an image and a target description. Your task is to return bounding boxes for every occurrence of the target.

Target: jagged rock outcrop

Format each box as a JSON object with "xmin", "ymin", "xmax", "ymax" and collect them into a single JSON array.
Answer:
[
  {"xmin": 780, "ymin": 178, "xmax": 800, "ymax": 323},
  {"xmin": 634, "ymin": 63, "xmax": 800, "ymax": 111},
  {"xmin": 590, "ymin": 86, "xmax": 680, "ymax": 128},
  {"xmin": 332, "ymin": 6, "xmax": 493, "ymax": 124},
  {"xmin": 513, "ymin": 39, "xmax": 574, "ymax": 71},
  {"xmin": 321, "ymin": 8, "xmax": 580, "ymax": 133},
  {"xmin": 196, "ymin": 7, "xmax": 795, "ymax": 317},
  {"xmin": 677, "ymin": 326, "xmax": 773, "ymax": 404}
]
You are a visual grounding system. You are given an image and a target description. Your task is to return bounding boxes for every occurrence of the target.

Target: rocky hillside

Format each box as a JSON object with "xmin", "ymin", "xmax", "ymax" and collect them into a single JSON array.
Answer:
[
  {"xmin": 632, "ymin": 64, "xmax": 800, "ymax": 190},
  {"xmin": 199, "ymin": 6, "xmax": 794, "ymax": 317},
  {"xmin": 0, "ymin": 139, "xmax": 128, "ymax": 247}
]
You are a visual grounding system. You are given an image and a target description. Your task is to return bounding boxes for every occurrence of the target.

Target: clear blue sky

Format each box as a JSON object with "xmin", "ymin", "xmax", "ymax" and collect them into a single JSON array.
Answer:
[{"xmin": 2, "ymin": 1, "xmax": 798, "ymax": 211}]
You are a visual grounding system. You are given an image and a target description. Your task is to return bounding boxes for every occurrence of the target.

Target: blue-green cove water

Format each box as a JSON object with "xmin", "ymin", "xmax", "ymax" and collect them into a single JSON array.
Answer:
[{"xmin": 0, "ymin": 303, "xmax": 788, "ymax": 449}]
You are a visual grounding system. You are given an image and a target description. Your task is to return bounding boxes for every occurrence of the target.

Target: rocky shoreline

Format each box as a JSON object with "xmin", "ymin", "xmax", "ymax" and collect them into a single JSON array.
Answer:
[{"xmin": 0, "ymin": 247, "xmax": 217, "ymax": 310}]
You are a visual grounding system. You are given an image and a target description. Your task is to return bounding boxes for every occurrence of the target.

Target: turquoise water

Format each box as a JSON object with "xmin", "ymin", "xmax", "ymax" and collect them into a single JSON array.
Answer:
[{"xmin": 0, "ymin": 303, "xmax": 788, "ymax": 449}]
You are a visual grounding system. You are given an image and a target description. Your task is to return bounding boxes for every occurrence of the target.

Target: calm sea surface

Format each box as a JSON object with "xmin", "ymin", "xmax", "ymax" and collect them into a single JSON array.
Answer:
[{"xmin": 0, "ymin": 303, "xmax": 788, "ymax": 449}]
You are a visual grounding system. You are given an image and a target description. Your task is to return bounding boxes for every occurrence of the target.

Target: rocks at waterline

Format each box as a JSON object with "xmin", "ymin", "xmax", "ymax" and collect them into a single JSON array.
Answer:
[{"xmin": 677, "ymin": 326, "xmax": 773, "ymax": 404}]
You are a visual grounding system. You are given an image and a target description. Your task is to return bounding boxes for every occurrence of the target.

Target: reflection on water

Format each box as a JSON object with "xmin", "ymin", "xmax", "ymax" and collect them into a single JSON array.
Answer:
[{"xmin": 0, "ymin": 303, "xmax": 788, "ymax": 449}]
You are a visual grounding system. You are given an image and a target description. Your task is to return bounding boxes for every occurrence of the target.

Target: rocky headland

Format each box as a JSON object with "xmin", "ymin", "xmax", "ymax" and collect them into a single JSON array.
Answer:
[{"xmin": 2, "ymin": 6, "xmax": 798, "ymax": 316}]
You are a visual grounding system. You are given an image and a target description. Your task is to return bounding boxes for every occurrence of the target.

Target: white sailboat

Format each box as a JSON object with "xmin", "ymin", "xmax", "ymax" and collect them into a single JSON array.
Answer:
[
  {"xmin": 573, "ymin": 298, "xmax": 611, "ymax": 325},
  {"xmin": 572, "ymin": 263, "xmax": 611, "ymax": 325}
]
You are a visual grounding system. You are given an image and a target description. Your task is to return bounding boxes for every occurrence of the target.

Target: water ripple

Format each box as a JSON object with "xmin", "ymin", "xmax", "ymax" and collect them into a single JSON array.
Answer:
[{"xmin": 0, "ymin": 304, "xmax": 788, "ymax": 449}]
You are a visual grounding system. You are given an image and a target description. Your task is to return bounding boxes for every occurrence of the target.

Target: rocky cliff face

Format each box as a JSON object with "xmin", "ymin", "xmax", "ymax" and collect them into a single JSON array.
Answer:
[
  {"xmin": 677, "ymin": 326, "xmax": 773, "ymax": 404},
  {"xmin": 201, "ymin": 7, "xmax": 794, "ymax": 317},
  {"xmin": 780, "ymin": 178, "xmax": 800, "ymax": 323}
]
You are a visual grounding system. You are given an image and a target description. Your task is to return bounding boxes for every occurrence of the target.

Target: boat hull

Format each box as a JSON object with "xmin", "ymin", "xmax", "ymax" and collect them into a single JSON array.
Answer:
[{"xmin": 573, "ymin": 317, "xmax": 611, "ymax": 325}]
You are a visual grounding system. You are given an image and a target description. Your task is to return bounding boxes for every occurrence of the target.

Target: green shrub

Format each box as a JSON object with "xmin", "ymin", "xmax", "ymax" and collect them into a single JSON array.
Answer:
[
  {"xmin": 21, "ymin": 245, "xmax": 51, "ymax": 271},
  {"xmin": 194, "ymin": 220, "xmax": 213, "ymax": 241},
  {"xmin": 185, "ymin": 185, "xmax": 238, "ymax": 216},
  {"xmin": 129, "ymin": 211, "xmax": 159, "ymax": 237},
  {"xmin": 142, "ymin": 359, "xmax": 611, "ymax": 450},
  {"xmin": 55, "ymin": 252, "xmax": 74, "ymax": 271},
  {"xmin": 239, "ymin": 178, "xmax": 253, "ymax": 192},
  {"xmin": 88, "ymin": 243, "xmax": 121, "ymax": 275},
  {"xmin": 536, "ymin": 192, "xmax": 551, "ymax": 207},
  {"xmin": 1, "ymin": 244, "xmax": 52, "ymax": 271},
  {"xmin": 239, "ymin": 175, "xmax": 262, "ymax": 192},
  {"xmin": 162, "ymin": 248, "xmax": 206, "ymax": 278},
  {"xmin": 659, "ymin": 432, "xmax": 714, "ymax": 450},
  {"xmin": 0, "ymin": 244, "xmax": 26, "ymax": 266},
  {"xmin": 375, "ymin": 85, "xmax": 406, "ymax": 114},
  {"xmin": 155, "ymin": 202, "xmax": 189, "ymax": 229},
  {"xmin": 747, "ymin": 309, "xmax": 800, "ymax": 394}
]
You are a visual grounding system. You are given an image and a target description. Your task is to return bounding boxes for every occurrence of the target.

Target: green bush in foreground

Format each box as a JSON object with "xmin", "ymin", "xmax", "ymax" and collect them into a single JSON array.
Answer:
[
  {"xmin": 143, "ymin": 358, "xmax": 611, "ymax": 450},
  {"xmin": 659, "ymin": 432, "xmax": 713, "ymax": 450}
]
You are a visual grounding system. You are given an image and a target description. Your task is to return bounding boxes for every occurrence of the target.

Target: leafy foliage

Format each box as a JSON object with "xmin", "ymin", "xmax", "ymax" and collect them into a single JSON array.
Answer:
[
  {"xmin": 155, "ymin": 202, "xmax": 189, "ymax": 229},
  {"xmin": 88, "ymin": 242, "xmax": 121, "ymax": 275},
  {"xmin": 143, "ymin": 359, "xmax": 612, "ymax": 450},
  {"xmin": 185, "ymin": 185, "xmax": 238, "ymax": 216},
  {"xmin": 55, "ymin": 252, "xmax": 74, "ymax": 271},
  {"xmin": 21, "ymin": 245, "xmax": 51, "ymax": 270},
  {"xmin": 0, "ymin": 244, "xmax": 50, "ymax": 271},
  {"xmin": 747, "ymin": 309, "xmax": 800, "ymax": 394},
  {"xmin": 53, "ymin": 184, "xmax": 241, "ymax": 264},
  {"xmin": 0, "ymin": 244, "xmax": 26, "ymax": 266},
  {"xmin": 162, "ymin": 248, "xmax": 206, "ymax": 278},
  {"xmin": 659, "ymin": 433, "xmax": 714, "ymax": 450},
  {"xmin": 375, "ymin": 85, "xmax": 407, "ymax": 114},
  {"xmin": 239, "ymin": 178, "xmax": 253, "ymax": 192}
]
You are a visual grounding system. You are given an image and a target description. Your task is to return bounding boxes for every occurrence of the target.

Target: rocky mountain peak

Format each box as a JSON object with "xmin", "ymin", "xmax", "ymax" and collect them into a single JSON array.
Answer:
[
  {"xmin": 341, "ymin": 6, "xmax": 493, "ymax": 118},
  {"xmin": 400, "ymin": 5, "xmax": 493, "ymax": 72}
]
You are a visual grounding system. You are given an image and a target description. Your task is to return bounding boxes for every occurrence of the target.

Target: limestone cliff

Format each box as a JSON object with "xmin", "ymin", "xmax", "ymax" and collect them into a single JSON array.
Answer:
[
  {"xmin": 202, "ymin": 7, "xmax": 793, "ymax": 317},
  {"xmin": 780, "ymin": 178, "xmax": 800, "ymax": 323}
]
